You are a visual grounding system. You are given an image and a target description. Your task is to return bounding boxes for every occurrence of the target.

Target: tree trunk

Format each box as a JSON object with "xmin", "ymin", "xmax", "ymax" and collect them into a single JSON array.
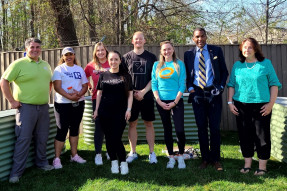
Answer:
[
  {"xmin": 111, "ymin": 0, "xmax": 117, "ymax": 44},
  {"xmin": 88, "ymin": 0, "xmax": 97, "ymax": 43},
  {"xmin": 1, "ymin": 0, "xmax": 8, "ymax": 50},
  {"xmin": 129, "ymin": 0, "xmax": 138, "ymax": 36},
  {"xmin": 23, "ymin": 1, "xmax": 28, "ymax": 39},
  {"xmin": 30, "ymin": 1, "xmax": 36, "ymax": 37},
  {"xmin": 265, "ymin": 0, "xmax": 269, "ymax": 44},
  {"xmin": 119, "ymin": 0, "xmax": 125, "ymax": 44},
  {"xmin": 49, "ymin": 0, "xmax": 79, "ymax": 47},
  {"xmin": 116, "ymin": 0, "xmax": 120, "ymax": 44}
]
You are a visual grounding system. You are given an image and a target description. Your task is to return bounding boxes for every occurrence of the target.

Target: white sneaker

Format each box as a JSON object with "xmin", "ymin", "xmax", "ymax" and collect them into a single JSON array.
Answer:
[
  {"xmin": 177, "ymin": 156, "xmax": 186, "ymax": 169},
  {"xmin": 166, "ymin": 157, "xmax": 176, "ymax": 169},
  {"xmin": 9, "ymin": 176, "xmax": 19, "ymax": 183},
  {"xmin": 70, "ymin": 154, "xmax": 86, "ymax": 164},
  {"xmin": 111, "ymin": 160, "xmax": 119, "ymax": 174},
  {"xmin": 106, "ymin": 153, "xmax": 110, "ymax": 160},
  {"xmin": 120, "ymin": 161, "xmax": 129, "ymax": 175},
  {"xmin": 95, "ymin": 154, "xmax": 103, "ymax": 165},
  {"xmin": 126, "ymin": 152, "xmax": 138, "ymax": 163},
  {"xmin": 149, "ymin": 152, "xmax": 158, "ymax": 164},
  {"xmin": 53, "ymin": 157, "xmax": 63, "ymax": 169}
]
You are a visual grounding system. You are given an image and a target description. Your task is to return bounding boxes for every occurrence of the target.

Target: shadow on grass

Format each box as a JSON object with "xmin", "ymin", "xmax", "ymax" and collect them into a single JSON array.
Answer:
[
  {"xmin": 1, "ymin": 131, "xmax": 287, "ymax": 190},
  {"xmin": 2, "ymin": 149, "xmax": 287, "ymax": 191}
]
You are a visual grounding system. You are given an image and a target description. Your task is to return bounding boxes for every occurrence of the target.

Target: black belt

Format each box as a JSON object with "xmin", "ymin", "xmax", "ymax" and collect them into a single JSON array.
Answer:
[{"xmin": 194, "ymin": 85, "xmax": 213, "ymax": 91}]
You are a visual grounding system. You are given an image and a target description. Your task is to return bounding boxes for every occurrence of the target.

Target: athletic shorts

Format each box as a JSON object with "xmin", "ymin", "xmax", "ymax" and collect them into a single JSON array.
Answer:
[{"xmin": 129, "ymin": 98, "xmax": 155, "ymax": 122}]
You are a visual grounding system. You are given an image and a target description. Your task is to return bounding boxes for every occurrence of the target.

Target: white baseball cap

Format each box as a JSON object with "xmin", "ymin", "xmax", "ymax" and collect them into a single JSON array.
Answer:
[{"xmin": 62, "ymin": 47, "xmax": 75, "ymax": 55}]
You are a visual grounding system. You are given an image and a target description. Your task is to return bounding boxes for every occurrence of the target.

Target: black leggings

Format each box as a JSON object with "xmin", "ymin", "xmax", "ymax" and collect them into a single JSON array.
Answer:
[
  {"xmin": 156, "ymin": 98, "xmax": 185, "ymax": 155},
  {"xmin": 234, "ymin": 100, "xmax": 271, "ymax": 160},
  {"xmin": 99, "ymin": 115, "xmax": 126, "ymax": 162},
  {"xmin": 92, "ymin": 100, "xmax": 104, "ymax": 154},
  {"xmin": 54, "ymin": 101, "xmax": 85, "ymax": 142}
]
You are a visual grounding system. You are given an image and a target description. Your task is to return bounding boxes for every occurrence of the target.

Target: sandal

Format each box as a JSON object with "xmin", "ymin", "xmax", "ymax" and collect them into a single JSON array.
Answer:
[
  {"xmin": 240, "ymin": 167, "xmax": 251, "ymax": 174},
  {"xmin": 254, "ymin": 169, "xmax": 267, "ymax": 176}
]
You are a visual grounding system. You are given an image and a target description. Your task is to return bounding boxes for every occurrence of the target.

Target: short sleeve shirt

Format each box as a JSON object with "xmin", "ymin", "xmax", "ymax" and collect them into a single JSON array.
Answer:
[
  {"xmin": 84, "ymin": 61, "xmax": 110, "ymax": 100},
  {"xmin": 227, "ymin": 59, "xmax": 282, "ymax": 103},
  {"xmin": 122, "ymin": 50, "xmax": 157, "ymax": 99},
  {"xmin": 1, "ymin": 56, "xmax": 52, "ymax": 105},
  {"xmin": 97, "ymin": 71, "xmax": 133, "ymax": 117},
  {"xmin": 52, "ymin": 63, "xmax": 89, "ymax": 103}
]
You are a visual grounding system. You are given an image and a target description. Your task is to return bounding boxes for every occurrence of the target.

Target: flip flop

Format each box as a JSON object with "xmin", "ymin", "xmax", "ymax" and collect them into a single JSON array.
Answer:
[
  {"xmin": 254, "ymin": 169, "xmax": 267, "ymax": 176},
  {"xmin": 240, "ymin": 167, "xmax": 251, "ymax": 174}
]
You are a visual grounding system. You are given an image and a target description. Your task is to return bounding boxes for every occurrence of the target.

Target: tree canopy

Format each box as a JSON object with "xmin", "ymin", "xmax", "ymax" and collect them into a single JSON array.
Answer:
[{"xmin": 0, "ymin": 0, "xmax": 286, "ymax": 51}]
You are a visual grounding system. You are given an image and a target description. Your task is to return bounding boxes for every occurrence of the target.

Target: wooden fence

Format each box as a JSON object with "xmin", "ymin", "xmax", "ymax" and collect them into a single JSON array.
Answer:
[{"xmin": 0, "ymin": 44, "xmax": 286, "ymax": 131}]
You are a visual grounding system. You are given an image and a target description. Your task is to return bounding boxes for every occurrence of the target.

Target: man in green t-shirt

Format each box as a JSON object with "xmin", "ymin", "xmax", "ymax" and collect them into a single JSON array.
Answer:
[{"xmin": 0, "ymin": 38, "xmax": 54, "ymax": 183}]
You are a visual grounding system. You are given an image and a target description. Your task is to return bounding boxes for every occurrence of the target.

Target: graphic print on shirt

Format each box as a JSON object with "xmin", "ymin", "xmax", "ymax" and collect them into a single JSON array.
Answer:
[
  {"xmin": 63, "ymin": 72, "xmax": 74, "ymax": 78},
  {"xmin": 159, "ymin": 67, "xmax": 174, "ymax": 79},
  {"xmin": 102, "ymin": 78, "xmax": 123, "ymax": 85},
  {"xmin": 133, "ymin": 60, "xmax": 146, "ymax": 74},
  {"xmin": 73, "ymin": 72, "xmax": 82, "ymax": 79}
]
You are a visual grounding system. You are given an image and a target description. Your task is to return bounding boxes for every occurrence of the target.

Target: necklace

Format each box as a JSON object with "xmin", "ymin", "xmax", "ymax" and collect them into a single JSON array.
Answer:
[{"xmin": 245, "ymin": 61, "xmax": 257, "ymax": 69}]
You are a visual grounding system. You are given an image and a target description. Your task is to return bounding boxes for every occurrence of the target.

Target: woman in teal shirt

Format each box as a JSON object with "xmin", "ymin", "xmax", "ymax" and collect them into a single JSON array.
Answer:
[
  {"xmin": 227, "ymin": 38, "xmax": 281, "ymax": 175},
  {"xmin": 152, "ymin": 41, "xmax": 186, "ymax": 169}
]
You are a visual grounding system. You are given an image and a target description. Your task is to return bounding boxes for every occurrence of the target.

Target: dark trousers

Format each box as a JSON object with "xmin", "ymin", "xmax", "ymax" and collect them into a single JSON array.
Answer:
[
  {"xmin": 156, "ymin": 98, "xmax": 185, "ymax": 155},
  {"xmin": 234, "ymin": 100, "xmax": 271, "ymax": 160},
  {"xmin": 98, "ymin": 115, "xmax": 126, "ymax": 162},
  {"xmin": 54, "ymin": 101, "xmax": 85, "ymax": 142},
  {"xmin": 92, "ymin": 100, "xmax": 104, "ymax": 154},
  {"xmin": 189, "ymin": 87, "xmax": 222, "ymax": 162}
]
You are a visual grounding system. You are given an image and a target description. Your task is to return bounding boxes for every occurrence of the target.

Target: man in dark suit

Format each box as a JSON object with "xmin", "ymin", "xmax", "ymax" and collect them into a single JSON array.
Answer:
[{"xmin": 184, "ymin": 28, "xmax": 228, "ymax": 171}]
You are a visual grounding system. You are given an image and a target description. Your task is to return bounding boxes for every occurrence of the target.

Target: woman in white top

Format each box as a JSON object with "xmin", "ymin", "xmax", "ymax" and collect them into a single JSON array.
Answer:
[{"xmin": 52, "ymin": 47, "xmax": 88, "ymax": 169}]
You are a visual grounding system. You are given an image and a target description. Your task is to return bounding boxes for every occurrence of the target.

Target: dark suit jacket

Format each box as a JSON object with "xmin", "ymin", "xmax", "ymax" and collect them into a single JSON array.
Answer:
[{"xmin": 184, "ymin": 44, "xmax": 229, "ymax": 93}]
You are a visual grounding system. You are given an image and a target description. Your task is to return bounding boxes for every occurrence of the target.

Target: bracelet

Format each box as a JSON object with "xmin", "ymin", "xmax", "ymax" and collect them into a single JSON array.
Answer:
[
  {"xmin": 173, "ymin": 101, "xmax": 177, "ymax": 105},
  {"xmin": 127, "ymin": 108, "xmax": 131, "ymax": 111},
  {"xmin": 227, "ymin": 101, "xmax": 233, "ymax": 105}
]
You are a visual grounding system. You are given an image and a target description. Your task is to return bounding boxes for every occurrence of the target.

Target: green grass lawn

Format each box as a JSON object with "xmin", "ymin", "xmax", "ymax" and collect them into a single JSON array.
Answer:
[{"xmin": 1, "ymin": 131, "xmax": 287, "ymax": 191}]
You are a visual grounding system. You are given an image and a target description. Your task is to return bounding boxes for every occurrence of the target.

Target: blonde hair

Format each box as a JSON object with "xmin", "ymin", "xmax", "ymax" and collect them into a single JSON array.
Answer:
[
  {"xmin": 156, "ymin": 41, "xmax": 179, "ymax": 77},
  {"xmin": 92, "ymin": 42, "xmax": 109, "ymax": 70},
  {"xmin": 58, "ymin": 54, "xmax": 79, "ymax": 66},
  {"xmin": 133, "ymin": 31, "xmax": 145, "ymax": 39}
]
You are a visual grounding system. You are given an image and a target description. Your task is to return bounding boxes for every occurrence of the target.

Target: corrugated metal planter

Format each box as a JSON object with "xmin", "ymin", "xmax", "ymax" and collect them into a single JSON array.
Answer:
[
  {"xmin": 83, "ymin": 94, "xmax": 198, "ymax": 144},
  {"xmin": 0, "ymin": 105, "xmax": 61, "ymax": 181},
  {"xmin": 270, "ymin": 97, "xmax": 287, "ymax": 163}
]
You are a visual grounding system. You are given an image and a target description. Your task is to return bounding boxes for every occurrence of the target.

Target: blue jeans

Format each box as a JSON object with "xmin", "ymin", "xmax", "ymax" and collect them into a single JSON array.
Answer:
[{"xmin": 189, "ymin": 86, "xmax": 222, "ymax": 162}]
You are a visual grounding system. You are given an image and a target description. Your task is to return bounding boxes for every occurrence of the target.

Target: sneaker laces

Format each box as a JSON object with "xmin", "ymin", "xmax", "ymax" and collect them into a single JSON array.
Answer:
[
  {"xmin": 168, "ymin": 158, "xmax": 175, "ymax": 165},
  {"xmin": 72, "ymin": 154, "xmax": 85, "ymax": 162}
]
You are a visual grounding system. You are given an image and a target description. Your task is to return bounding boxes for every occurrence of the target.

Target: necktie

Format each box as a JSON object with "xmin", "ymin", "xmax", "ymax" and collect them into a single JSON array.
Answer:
[{"xmin": 198, "ymin": 48, "xmax": 206, "ymax": 89}]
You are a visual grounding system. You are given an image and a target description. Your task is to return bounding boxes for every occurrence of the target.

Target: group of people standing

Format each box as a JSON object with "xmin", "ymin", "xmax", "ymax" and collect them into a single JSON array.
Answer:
[{"xmin": 0, "ymin": 27, "xmax": 281, "ymax": 183}]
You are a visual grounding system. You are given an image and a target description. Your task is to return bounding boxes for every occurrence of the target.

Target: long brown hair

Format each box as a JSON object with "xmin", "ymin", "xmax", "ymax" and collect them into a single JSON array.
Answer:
[
  {"xmin": 92, "ymin": 42, "xmax": 109, "ymax": 70},
  {"xmin": 239, "ymin": 38, "xmax": 265, "ymax": 63},
  {"xmin": 156, "ymin": 41, "xmax": 179, "ymax": 77}
]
